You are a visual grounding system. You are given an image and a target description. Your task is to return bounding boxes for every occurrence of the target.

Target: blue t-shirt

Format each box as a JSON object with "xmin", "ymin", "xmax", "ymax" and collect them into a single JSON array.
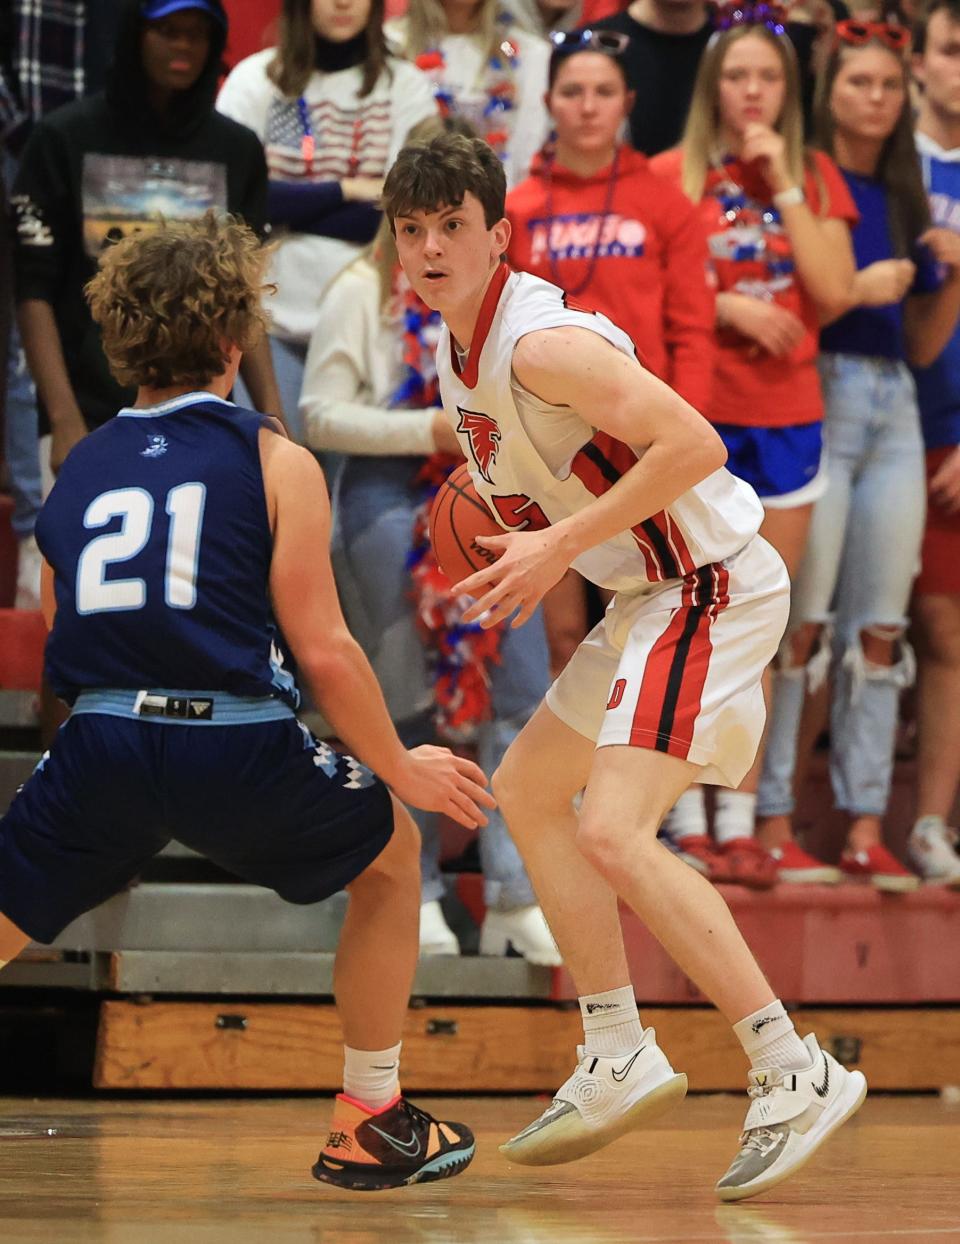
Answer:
[
  {"xmin": 821, "ymin": 168, "xmax": 942, "ymax": 361},
  {"xmin": 915, "ymin": 134, "xmax": 960, "ymax": 450},
  {"xmin": 35, "ymin": 393, "xmax": 300, "ymax": 707}
]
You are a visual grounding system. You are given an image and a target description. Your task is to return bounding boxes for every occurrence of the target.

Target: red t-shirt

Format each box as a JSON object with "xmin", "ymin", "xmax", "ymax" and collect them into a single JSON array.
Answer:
[
  {"xmin": 507, "ymin": 145, "xmax": 716, "ymax": 412},
  {"xmin": 651, "ymin": 147, "xmax": 858, "ymax": 428}
]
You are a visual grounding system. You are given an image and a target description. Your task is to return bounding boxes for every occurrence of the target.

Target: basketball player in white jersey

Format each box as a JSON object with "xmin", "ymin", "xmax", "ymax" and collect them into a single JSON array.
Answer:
[{"xmin": 382, "ymin": 131, "xmax": 867, "ymax": 1202}]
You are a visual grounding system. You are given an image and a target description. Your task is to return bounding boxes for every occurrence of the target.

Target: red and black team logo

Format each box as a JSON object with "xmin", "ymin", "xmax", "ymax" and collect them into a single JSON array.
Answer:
[{"xmin": 457, "ymin": 408, "xmax": 501, "ymax": 484}]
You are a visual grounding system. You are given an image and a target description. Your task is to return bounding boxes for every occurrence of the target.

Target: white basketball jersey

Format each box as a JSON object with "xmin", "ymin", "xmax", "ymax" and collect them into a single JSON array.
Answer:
[{"xmin": 436, "ymin": 267, "xmax": 764, "ymax": 592}]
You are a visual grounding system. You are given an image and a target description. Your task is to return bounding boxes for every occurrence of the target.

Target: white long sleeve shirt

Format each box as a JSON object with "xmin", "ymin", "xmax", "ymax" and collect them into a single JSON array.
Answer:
[{"xmin": 300, "ymin": 257, "xmax": 439, "ymax": 455}]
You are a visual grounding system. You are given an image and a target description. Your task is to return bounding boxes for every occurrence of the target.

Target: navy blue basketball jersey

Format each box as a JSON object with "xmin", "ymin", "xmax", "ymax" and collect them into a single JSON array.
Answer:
[{"xmin": 36, "ymin": 393, "xmax": 299, "ymax": 707}]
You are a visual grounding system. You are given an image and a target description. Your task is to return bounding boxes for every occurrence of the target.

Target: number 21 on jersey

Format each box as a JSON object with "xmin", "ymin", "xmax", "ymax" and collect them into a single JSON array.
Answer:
[{"xmin": 76, "ymin": 483, "xmax": 206, "ymax": 615}]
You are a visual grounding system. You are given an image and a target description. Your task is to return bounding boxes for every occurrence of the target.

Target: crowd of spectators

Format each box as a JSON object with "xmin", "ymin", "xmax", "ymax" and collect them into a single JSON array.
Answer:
[{"xmin": 4, "ymin": 0, "xmax": 960, "ymax": 959}]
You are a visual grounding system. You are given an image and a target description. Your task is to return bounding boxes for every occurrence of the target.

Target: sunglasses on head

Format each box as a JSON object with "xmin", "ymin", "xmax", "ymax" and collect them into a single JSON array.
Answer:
[
  {"xmin": 834, "ymin": 18, "xmax": 911, "ymax": 50},
  {"xmin": 712, "ymin": 2, "xmax": 787, "ymax": 35},
  {"xmin": 549, "ymin": 28, "xmax": 631, "ymax": 55}
]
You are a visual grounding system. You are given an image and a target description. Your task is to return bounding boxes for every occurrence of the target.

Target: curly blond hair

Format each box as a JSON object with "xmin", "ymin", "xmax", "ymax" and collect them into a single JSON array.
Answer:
[{"xmin": 85, "ymin": 214, "xmax": 271, "ymax": 390}]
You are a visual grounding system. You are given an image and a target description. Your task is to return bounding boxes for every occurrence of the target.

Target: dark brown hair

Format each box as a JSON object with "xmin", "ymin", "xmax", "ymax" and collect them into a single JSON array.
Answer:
[
  {"xmin": 913, "ymin": 0, "xmax": 960, "ymax": 54},
  {"xmin": 268, "ymin": 0, "xmax": 389, "ymax": 98},
  {"xmin": 86, "ymin": 214, "xmax": 270, "ymax": 389},
  {"xmin": 814, "ymin": 40, "xmax": 930, "ymax": 256},
  {"xmin": 382, "ymin": 132, "xmax": 507, "ymax": 230},
  {"xmin": 548, "ymin": 45, "xmax": 630, "ymax": 90}
]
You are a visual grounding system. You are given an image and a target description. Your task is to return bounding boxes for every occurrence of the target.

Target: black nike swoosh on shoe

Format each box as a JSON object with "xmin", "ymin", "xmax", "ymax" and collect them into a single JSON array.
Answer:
[
  {"xmin": 813, "ymin": 1055, "xmax": 830, "ymax": 1099},
  {"xmin": 611, "ymin": 1046, "xmax": 646, "ymax": 1083},
  {"xmin": 369, "ymin": 1124, "xmax": 422, "ymax": 1156}
]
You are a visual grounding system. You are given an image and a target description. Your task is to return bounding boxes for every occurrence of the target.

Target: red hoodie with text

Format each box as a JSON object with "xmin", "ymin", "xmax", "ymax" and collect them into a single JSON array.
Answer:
[{"xmin": 506, "ymin": 144, "xmax": 716, "ymax": 413}]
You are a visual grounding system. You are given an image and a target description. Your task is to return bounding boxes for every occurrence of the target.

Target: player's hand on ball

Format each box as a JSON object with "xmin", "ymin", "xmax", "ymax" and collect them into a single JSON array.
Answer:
[
  {"xmin": 391, "ymin": 745, "xmax": 496, "ymax": 830},
  {"xmin": 458, "ymin": 529, "xmax": 570, "ymax": 629}
]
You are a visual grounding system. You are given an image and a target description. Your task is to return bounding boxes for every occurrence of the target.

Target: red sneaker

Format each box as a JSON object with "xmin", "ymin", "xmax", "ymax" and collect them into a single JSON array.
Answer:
[
  {"xmin": 768, "ymin": 840, "xmax": 841, "ymax": 884},
  {"xmin": 840, "ymin": 844, "xmax": 920, "ymax": 893},
  {"xmin": 714, "ymin": 837, "xmax": 778, "ymax": 889},
  {"xmin": 675, "ymin": 834, "xmax": 725, "ymax": 880}
]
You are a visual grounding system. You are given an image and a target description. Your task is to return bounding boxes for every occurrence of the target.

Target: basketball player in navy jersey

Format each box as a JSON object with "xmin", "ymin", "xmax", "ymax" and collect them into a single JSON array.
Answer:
[
  {"xmin": 0, "ymin": 214, "xmax": 491, "ymax": 1191},
  {"xmin": 382, "ymin": 132, "xmax": 867, "ymax": 1202}
]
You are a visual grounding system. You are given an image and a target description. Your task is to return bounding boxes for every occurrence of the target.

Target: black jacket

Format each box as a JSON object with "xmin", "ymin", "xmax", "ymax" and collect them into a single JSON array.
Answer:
[{"xmin": 12, "ymin": 0, "xmax": 267, "ymax": 432}]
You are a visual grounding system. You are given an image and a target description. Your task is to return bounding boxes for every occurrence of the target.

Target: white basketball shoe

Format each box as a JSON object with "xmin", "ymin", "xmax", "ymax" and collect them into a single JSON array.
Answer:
[
  {"xmin": 499, "ymin": 1029, "xmax": 687, "ymax": 1165},
  {"xmin": 716, "ymin": 1033, "xmax": 867, "ymax": 1202}
]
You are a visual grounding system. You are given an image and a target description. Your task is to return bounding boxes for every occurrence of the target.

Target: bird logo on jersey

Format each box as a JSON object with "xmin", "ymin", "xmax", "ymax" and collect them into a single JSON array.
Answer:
[
  {"xmin": 457, "ymin": 408, "xmax": 500, "ymax": 484},
  {"xmin": 141, "ymin": 434, "xmax": 169, "ymax": 458}
]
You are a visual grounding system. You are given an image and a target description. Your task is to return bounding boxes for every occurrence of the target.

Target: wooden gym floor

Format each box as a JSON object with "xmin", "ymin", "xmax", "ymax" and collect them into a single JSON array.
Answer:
[{"xmin": 0, "ymin": 1095, "xmax": 957, "ymax": 1242}]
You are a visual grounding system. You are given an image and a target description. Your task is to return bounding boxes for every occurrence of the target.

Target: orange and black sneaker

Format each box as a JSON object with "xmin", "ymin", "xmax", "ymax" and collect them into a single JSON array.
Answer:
[{"xmin": 312, "ymin": 1093, "xmax": 476, "ymax": 1191}]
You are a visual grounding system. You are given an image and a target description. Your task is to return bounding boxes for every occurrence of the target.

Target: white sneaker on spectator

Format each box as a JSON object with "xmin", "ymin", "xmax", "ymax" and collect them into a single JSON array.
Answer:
[
  {"xmin": 14, "ymin": 534, "xmax": 42, "ymax": 611},
  {"xmin": 419, "ymin": 899, "xmax": 460, "ymax": 956},
  {"xmin": 479, "ymin": 903, "xmax": 562, "ymax": 966},
  {"xmin": 908, "ymin": 816, "xmax": 960, "ymax": 888}
]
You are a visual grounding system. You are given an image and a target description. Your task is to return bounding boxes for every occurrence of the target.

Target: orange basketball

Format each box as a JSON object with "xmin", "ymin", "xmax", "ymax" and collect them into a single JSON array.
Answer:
[{"xmin": 428, "ymin": 463, "xmax": 503, "ymax": 589}]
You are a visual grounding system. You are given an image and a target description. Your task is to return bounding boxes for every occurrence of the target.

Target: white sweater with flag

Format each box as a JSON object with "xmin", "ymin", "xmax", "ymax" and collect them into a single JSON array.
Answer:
[{"xmin": 217, "ymin": 50, "xmax": 436, "ymax": 343}]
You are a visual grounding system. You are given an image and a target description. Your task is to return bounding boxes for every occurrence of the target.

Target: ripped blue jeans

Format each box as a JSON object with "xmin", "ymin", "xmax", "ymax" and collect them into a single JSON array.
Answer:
[{"xmin": 759, "ymin": 354, "xmax": 926, "ymax": 818}]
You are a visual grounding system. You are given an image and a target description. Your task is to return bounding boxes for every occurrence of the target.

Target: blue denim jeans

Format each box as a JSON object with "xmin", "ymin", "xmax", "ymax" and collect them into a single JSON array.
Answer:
[
  {"xmin": 3, "ymin": 152, "xmax": 42, "ymax": 540},
  {"xmin": 759, "ymin": 354, "xmax": 925, "ymax": 818},
  {"xmin": 337, "ymin": 455, "xmax": 551, "ymax": 910}
]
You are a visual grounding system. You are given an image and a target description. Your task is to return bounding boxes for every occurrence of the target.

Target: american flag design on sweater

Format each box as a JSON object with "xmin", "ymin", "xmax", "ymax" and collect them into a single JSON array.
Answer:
[{"xmin": 263, "ymin": 95, "xmax": 395, "ymax": 182}]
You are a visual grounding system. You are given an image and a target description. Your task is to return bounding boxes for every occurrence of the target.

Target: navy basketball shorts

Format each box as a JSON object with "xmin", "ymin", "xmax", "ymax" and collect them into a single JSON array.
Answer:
[{"xmin": 0, "ymin": 710, "xmax": 393, "ymax": 945}]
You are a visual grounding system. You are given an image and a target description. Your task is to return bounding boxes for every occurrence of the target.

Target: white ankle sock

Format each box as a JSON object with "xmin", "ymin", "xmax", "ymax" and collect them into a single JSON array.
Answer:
[
  {"xmin": 714, "ymin": 790, "xmax": 757, "ymax": 846},
  {"xmin": 913, "ymin": 814, "xmax": 947, "ymax": 836},
  {"xmin": 342, "ymin": 1042, "xmax": 402, "ymax": 1111},
  {"xmin": 579, "ymin": 986, "xmax": 644, "ymax": 1057},
  {"xmin": 733, "ymin": 1001, "xmax": 811, "ymax": 1071},
  {"xmin": 666, "ymin": 787, "xmax": 707, "ymax": 841}
]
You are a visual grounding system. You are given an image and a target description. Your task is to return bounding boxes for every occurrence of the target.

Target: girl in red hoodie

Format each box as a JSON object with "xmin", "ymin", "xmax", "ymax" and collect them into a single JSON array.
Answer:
[{"xmin": 507, "ymin": 31, "xmax": 716, "ymax": 414}]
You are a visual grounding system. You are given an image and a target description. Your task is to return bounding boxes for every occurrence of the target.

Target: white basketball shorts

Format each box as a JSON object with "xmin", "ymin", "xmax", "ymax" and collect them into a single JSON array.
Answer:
[{"xmin": 545, "ymin": 535, "xmax": 790, "ymax": 787}]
